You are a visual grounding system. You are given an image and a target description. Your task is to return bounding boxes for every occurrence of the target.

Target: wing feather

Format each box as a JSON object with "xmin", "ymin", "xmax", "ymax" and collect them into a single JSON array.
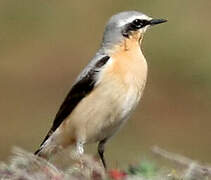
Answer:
[{"xmin": 39, "ymin": 56, "xmax": 110, "ymax": 147}]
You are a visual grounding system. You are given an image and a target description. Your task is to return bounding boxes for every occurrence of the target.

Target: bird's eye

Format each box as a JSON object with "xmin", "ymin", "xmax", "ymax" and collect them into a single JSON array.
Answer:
[
  {"xmin": 132, "ymin": 19, "xmax": 143, "ymax": 28},
  {"xmin": 131, "ymin": 19, "xmax": 150, "ymax": 29},
  {"xmin": 122, "ymin": 19, "xmax": 149, "ymax": 38}
]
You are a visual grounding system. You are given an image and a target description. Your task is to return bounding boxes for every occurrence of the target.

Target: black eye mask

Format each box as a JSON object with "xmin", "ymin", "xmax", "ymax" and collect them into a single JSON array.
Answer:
[{"xmin": 122, "ymin": 19, "xmax": 150, "ymax": 38}]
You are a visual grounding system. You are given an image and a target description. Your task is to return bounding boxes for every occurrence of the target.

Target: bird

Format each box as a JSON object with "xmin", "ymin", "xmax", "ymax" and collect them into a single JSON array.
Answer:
[{"xmin": 35, "ymin": 11, "xmax": 167, "ymax": 169}]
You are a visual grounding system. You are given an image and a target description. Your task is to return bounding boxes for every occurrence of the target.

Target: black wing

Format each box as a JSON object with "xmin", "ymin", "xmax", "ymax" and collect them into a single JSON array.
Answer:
[{"xmin": 39, "ymin": 56, "xmax": 110, "ymax": 147}]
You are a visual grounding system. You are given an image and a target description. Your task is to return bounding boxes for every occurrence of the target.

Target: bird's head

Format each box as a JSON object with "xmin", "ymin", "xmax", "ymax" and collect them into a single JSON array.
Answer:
[{"xmin": 101, "ymin": 11, "xmax": 167, "ymax": 52}]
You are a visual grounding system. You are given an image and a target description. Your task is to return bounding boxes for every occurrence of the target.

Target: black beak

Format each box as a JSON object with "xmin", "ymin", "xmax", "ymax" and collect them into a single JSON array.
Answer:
[{"xmin": 149, "ymin": 19, "xmax": 167, "ymax": 26}]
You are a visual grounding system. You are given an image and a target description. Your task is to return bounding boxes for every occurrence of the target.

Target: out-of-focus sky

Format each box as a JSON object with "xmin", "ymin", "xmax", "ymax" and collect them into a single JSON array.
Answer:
[{"xmin": 1, "ymin": 0, "xmax": 211, "ymax": 167}]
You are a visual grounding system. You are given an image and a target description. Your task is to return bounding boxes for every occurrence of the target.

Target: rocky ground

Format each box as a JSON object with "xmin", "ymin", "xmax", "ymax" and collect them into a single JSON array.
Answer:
[{"xmin": 0, "ymin": 147, "xmax": 210, "ymax": 180}]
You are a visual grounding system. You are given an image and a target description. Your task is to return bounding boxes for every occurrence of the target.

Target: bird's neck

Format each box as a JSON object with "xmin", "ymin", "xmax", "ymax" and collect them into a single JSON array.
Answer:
[
  {"xmin": 110, "ymin": 35, "xmax": 144, "ymax": 56},
  {"xmin": 100, "ymin": 32, "xmax": 144, "ymax": 56}
]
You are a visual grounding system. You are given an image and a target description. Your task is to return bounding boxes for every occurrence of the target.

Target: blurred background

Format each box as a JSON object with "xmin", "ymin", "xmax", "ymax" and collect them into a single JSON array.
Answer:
[{"xmin": 0, "ymin": 0, "xmax": 211, "ymax": 168}]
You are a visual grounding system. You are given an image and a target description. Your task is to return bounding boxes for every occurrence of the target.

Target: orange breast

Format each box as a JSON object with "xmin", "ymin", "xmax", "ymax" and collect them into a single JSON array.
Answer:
[{"xmin": 107, "ymin": 38, "xmax": 148, "ymax": 91}]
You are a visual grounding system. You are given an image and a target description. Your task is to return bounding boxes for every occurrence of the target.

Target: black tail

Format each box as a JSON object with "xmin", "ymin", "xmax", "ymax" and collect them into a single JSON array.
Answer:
[
  {"xmin": 34, "ymin": 147, "xmax": 42, "ymax": 156},
  {"xmin": 34, "ymin": 129, "xmax": 53, "ymax": 156}
]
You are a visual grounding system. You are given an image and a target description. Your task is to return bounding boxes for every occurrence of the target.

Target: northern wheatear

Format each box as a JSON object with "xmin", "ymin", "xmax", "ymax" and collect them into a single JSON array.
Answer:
[{"xmin": 35, "ymin": 11, "xmax": 166, "ymax": 168}]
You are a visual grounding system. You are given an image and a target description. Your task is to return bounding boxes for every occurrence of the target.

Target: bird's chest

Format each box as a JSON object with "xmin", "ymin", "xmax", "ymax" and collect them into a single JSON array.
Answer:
[
  {"xmin": 103, "ymin": 47, "xmax": 148, "ymax": 120},
  {"xmin": 117, "ymin": 59, "xmax": 147, "ymax": 120}
]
